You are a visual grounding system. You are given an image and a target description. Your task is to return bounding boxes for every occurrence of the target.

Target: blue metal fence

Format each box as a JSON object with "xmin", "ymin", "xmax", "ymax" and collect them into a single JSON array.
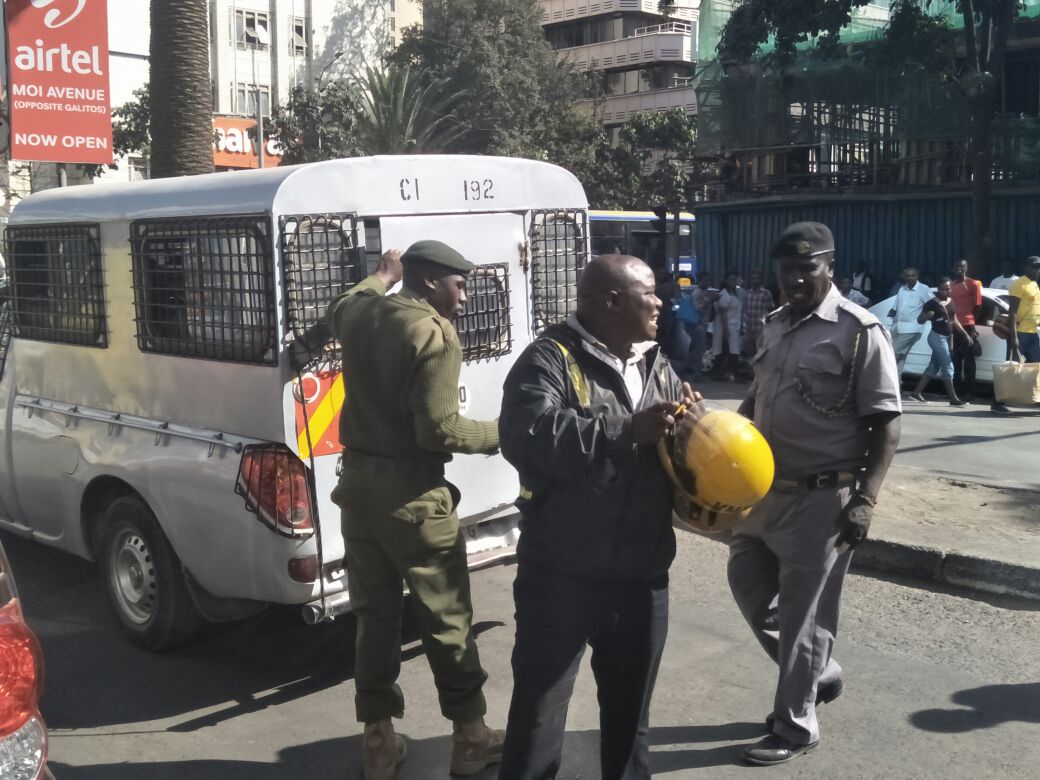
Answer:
[{"xmin": 693, "ymin": 189, "xmax": 1040, "ymax": 291}]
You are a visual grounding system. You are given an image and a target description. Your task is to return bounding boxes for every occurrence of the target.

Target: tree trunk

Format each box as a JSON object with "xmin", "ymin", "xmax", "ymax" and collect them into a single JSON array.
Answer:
[
  {"xmin": 968, "ymin": 94, "xmax": 995, "ymax": 269},
  {"xmin": 149, "ymin": 0, "xmax": 214, "ymax": 178}
]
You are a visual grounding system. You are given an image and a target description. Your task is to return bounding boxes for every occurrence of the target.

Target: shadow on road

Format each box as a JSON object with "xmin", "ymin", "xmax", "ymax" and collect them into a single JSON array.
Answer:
[
  {"xmin": 910, "ymin": 682, "xmax": 1040, "ymax": 733},
  {"xmin": 46, "ymin": 733, "xmax": 499, "ymax": 780},
  {"xmin": 0, "ymin": 530, "xmax": 503, "ymax": 732}
]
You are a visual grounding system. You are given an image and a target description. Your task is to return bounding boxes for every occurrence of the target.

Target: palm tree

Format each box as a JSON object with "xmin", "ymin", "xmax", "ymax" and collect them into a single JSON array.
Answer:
[
  {"xmin": 149, "ymin": 0, "xmax": 214, "ymax": 178},
  {"xmin": 354, "ymin": 66, "xmax": 466, "ymax": 154}
]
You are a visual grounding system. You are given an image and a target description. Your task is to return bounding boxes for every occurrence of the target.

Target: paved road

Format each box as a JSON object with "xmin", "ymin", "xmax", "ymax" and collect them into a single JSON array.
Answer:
[{"xmin": 8, "ymin": 526, "xmax": 1038, "ymax": 780}]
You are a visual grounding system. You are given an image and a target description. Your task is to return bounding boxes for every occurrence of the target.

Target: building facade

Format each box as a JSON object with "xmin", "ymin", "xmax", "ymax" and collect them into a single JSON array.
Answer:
[{"xmin": 539, "ymin": 0, "xmax": 701, "ymax": 132}]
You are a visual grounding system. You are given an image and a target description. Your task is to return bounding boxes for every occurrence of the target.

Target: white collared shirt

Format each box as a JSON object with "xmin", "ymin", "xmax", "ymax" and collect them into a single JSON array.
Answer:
[
  {"xmin": 566, "ymin": 314, "xmax": 653, "ymax": 408},
  {"xmin": 893, "ymin": 283, "xmax": 934, "ymax": 334}
]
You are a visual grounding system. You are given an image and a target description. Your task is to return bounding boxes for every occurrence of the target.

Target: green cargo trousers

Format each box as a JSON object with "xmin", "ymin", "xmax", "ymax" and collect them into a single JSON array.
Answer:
[{"xmin": 336, "ymin": 461, "xmax": 488, "ymax": 724}]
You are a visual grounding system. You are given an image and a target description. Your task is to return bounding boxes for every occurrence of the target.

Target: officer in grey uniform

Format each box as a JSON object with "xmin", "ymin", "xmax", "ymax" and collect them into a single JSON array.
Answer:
[{"xmin": 730, "ymin": 222, "xmax": 902, "ymax": 766}]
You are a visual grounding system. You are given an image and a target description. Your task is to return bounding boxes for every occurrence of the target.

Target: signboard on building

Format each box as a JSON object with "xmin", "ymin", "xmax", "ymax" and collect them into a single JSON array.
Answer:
[
  {"xmin": 6, "ymin": 0, "xmax": 114, "ymax": 164},
  {"xmin": 213, "ymin": 115, "xmax": 282, "ymax": 169}
]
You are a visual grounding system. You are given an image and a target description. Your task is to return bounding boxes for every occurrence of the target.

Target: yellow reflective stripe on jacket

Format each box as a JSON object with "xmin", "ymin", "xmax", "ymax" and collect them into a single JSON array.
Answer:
[
  {"xmin": 548, "ymin": 339, "xmax": 590, "ymax": 409},
  {"xmin": 518, "ymin": 338, "xmax": 591, "ymax": 502}
]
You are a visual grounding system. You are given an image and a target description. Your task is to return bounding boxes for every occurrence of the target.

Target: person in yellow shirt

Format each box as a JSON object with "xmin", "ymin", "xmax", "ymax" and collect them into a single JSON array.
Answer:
[{"xmin": 1008, "ymin": 257, "xmax": 1040, "ymax": 364}]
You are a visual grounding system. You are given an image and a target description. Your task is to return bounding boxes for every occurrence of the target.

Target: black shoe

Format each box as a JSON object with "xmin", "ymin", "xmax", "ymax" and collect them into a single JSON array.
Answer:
[
  {"xmin": 743, "ymin": 734, "xmax": 819, "ymax": 766},
  {"xmin": 764, "ymin": 679, "xmax": 843, "ymax": 729},
  {"xmin": 950, "ymin": 399, "xmax": 968, "ymax": 406},
  {"xmin": 991, "ymin": 402, "xmax": 1012, "ymax": 414}
]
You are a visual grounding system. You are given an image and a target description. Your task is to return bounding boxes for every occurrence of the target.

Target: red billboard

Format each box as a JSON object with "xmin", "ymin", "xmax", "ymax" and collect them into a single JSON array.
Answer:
[
  {"xmin": 6, "ymin": 0, "xmax": 114, "ymax": 164},
  {"xmin": 213, "ymin": 116, "xmax": 282, "ymax": 169}
]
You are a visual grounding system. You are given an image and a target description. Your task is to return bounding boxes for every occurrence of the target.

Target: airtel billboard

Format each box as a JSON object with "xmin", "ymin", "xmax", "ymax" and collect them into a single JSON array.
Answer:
[{"xmin": 6, "ymin": 0, "xmax": 114, "ymax": 164}]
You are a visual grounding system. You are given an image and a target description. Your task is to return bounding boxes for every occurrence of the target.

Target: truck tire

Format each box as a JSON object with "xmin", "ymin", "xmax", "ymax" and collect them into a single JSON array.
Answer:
[{"xmin": 100, "ymin": 495, "xmax": 204, "ymax": 650}]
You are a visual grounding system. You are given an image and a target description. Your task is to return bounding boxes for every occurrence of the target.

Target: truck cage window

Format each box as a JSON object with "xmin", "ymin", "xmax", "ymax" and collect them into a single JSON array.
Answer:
[
  {"xmin": 130, "ymin": 216, "xmax": 277, "ymax": 365},
  {"xmin": 529, "ymin": 209, "xmax": 589, "ymax": 334},
  {"xmin": 3, "ymin": 223, "xmax": 107, "ymax": 347},
  {"xmin": 456, "ymin": 263, "xmax": 512, "ymax": 363},
  {"xmin": 279, "ymin": 213, "xmax": 364, "ymax": 337}
]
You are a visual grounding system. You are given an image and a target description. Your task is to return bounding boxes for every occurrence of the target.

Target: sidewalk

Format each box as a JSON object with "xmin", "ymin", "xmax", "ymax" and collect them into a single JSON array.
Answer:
[{"xmin": 692, "ymin": 378, "xmax": 1040, "ymax": 602}]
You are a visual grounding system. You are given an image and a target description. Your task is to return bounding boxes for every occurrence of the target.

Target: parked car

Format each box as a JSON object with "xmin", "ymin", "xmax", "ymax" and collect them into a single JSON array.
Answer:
[
  {"xmin": 868, "ymin": 288, "xmax": 1011, "ymax": 383},
  {"xmin": 0, "ymin": 539, "xmax": 54, "ymax": 780}
]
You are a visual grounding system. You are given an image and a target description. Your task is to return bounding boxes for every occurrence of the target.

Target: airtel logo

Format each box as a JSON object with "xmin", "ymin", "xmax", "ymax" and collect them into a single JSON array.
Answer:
[{"xmin": 31, "ymin": 0, "xmax": 87, "ymax": 29}]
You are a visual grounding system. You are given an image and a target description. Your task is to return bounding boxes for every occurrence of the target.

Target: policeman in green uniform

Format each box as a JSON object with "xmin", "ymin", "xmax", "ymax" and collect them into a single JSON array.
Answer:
[{"xmin": 321, "ymin": 241, "xmax": 505, "ymax": 780}]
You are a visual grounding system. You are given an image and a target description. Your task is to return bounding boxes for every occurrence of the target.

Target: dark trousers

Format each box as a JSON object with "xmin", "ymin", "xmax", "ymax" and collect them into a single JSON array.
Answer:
[
  {"xmin": 499, "ymin": 567, "xmax": 669, "ymax": 780},
  {"xmin": 953, "ymin": 326, "xmax": 977, "ymax": 396}
]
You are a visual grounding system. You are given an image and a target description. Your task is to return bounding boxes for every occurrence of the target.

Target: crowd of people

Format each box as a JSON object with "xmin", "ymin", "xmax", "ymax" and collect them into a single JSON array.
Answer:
[{"xmin": 655, "ymin": 254, "xmax": 1040, "ymax": 415}]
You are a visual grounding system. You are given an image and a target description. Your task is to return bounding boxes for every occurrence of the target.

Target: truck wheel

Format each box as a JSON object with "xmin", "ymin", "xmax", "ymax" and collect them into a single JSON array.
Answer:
[{"xmin": 101, "ymin": 495, "xmax": 204, "ymax": 650}]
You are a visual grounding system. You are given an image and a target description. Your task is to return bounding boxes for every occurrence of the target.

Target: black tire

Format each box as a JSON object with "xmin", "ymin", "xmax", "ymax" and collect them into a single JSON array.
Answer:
[{"xmin": 100, "ymin": 495, "xmax": 204, "ymax": 650}]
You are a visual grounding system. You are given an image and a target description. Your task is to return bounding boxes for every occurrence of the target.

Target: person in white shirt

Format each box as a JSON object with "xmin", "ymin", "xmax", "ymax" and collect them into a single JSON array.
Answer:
[
  {"xmin": 712, "ymin": 271, "xmax": 746, "ymax": 381},
  {"xmin": 838, "ymin": 277, "xmax": 870, "ymax": 307},
  {"xmin": 887, "ymin": 267, "xmax": 934, "ymax": 377},
  {"xmin": 989, "ymin": 259, "xmax": 1020, "ymax": 291},
  {"xmin": 852, "ymin": 262, "xmax": 874, "ymax": 302}
]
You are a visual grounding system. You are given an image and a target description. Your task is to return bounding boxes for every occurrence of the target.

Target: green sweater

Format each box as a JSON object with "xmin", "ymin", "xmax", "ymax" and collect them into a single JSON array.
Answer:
[{"xmin": 326, "ymin": 275, "xmax": 499, "ymax": 464}]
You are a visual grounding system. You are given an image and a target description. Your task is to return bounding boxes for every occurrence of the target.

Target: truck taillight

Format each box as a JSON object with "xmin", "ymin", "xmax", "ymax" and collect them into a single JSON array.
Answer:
[
  {"xmin": 235, "ymin": 445, "xmax": 316, "ymax": 538},
  {"xmin": 0, "ymin": 601, "xmax": 43, "ymax": 739}
]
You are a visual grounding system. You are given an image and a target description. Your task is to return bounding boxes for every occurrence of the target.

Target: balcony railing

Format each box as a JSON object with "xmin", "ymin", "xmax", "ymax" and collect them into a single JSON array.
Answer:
[{"xmin": 632, "ymin": 22, "xmax": 691, "ymax": 37}]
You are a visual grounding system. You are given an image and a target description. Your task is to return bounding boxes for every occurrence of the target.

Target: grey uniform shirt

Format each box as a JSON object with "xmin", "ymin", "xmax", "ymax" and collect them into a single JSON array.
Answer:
[{"xmin": 749, "ymin": 284, "xmax": 902, "ymax": 480}]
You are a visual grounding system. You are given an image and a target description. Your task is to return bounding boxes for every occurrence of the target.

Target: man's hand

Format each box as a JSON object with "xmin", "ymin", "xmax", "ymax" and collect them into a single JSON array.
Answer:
[
  {"xmin": 835, "ymin": 495, "xmax": 875, "ymax": 553},
  {"xmin": 630, "ymin": 402, "xmax": 681, "ymax": 445},
  {"xmin": 674, "ymin": 383, "xmax": 707, "ymax": 456},
  {"xmin": 374, "ymin": 249, "xmax": 404, "ymax": 288}
]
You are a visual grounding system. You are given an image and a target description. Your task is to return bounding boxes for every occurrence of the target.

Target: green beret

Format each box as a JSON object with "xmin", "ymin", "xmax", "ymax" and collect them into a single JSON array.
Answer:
[
  {"xmin": 769, "ymin": 222, "xmax": 835, "ymax": 259},
  {"xmin": 401, "ymin": 240, "xmax": 475, "ymax": 274}
]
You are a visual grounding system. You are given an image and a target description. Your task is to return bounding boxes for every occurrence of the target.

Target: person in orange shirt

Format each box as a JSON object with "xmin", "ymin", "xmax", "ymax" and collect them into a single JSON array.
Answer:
[{"xmin": 949, "ymin": 259, "xmax": 983, "ymax": 401}]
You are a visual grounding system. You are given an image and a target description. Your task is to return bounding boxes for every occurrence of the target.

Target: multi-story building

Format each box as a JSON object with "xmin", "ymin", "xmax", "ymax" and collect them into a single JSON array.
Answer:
[
  {"xmin": 539, "ymin": 0, "xmax": 702, "ymax": 134},
  {"xmin": 2, "ymin": 0, "xmax": 414, "ymax": 219}
]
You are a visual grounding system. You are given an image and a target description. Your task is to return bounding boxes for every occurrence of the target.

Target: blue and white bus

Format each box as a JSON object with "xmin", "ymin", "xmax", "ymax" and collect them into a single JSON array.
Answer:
[{"xmin": 589, "ymin": 210, "xmax": 697, "ymax": 276}]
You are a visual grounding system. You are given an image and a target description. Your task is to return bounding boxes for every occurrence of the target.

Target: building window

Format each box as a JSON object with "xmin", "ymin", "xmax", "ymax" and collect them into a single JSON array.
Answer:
[
  {"xmin": 234, "ymin": 9, "xmax": 270, "ymax": 51},
  {"xmin": 4, "ymin": 224, "xmax": 107, "ymax": 347},
  {"xmin": 128, "ymin": 156, "xmax": 149, "ymax": 181},
  {"xmin": 389, "ymin": 35, "xmax": 396, "ymax": 48},
  {"xmin": 456, "ymin": 264, "xmax": 512, "ymax": 363},
  {"xmin": 529, "ymin": 210, "xmax": 588, "ymax": 333},
  {"xmin": 279, "ymin": 214, "xmax": 364, "ymax": 339},
  {"xmin": 389, "ymin": 0, "xmax": 396, "ymax": 11},
  {"xmin": 235, "ymin": 83, "xmax": 271, "ymax": 117},
  {"xmin": 290, "ymin": 16, "xmax": 307, "ymax": 57},
  {"xmin": 130, "ymin": 216, "xmax": 276, "ymax": 365}
]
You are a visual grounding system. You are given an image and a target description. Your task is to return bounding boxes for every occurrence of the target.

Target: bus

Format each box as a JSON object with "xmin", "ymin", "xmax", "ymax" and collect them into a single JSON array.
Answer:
[{"xmin": 589, "ymin": 210, "xmax": 696, "ymax": 276}]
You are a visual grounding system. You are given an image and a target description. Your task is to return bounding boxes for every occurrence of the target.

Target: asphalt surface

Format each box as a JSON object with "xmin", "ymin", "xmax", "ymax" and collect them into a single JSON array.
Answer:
[{"xmin": 6, "ymin": 527, "xmax": 1038, "ymax": 780}]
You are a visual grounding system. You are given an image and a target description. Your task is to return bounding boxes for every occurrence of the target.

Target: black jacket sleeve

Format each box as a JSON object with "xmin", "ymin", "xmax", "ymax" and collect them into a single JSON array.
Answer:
[{"xmin": 499, "ymin": 340, "xmax": 634, "ymax": 484}]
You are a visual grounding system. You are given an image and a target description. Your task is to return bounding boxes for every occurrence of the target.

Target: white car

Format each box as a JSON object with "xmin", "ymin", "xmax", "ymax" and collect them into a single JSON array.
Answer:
[{"xmin": 868, "ymin": 288, "xmax": 1011, "ymax": 383}]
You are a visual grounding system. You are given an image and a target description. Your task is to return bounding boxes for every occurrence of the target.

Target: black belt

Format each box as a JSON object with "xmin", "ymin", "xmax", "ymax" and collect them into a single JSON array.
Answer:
[{"xmin": 772, "ymin": 470, "xmax": 858, "ymax": 493}]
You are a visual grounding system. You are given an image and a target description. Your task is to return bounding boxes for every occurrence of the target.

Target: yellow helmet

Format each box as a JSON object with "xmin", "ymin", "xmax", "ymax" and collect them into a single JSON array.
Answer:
[{"xmin": 657, "ymin": 409, "xmax": 774, "ymax": 526}]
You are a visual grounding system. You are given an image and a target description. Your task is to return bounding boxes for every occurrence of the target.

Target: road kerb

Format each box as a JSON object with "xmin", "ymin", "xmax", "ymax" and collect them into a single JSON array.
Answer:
[{"xmin": 852, "ymin": 538, "xmax": 1040, "ymax": 602}]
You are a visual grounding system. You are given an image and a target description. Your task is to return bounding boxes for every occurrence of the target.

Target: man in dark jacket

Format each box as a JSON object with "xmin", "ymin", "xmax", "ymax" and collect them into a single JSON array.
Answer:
[{"xmin": 498, "ymin": 254, "xmax": 701, "ymax": 780}]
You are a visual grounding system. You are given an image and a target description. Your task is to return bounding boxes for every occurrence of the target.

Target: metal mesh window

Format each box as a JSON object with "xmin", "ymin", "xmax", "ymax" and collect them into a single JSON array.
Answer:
[
  {"xmin": 279, "ymin": 214, "xmax": 363, "ymax": 337},
  {"xmin": 130, "ymin": 216, "xmax": 276, "ymax": 364},
  {"xmin": 529, "ymin": 210, "xmax": 589, "ymax": 334},
  {"xmin": 3, "ymin": 223, "xmax": 107, "ymax": 347},
  {"xmin": 456, "ymin": 264, "xmax": 512, "ymax": 363}
]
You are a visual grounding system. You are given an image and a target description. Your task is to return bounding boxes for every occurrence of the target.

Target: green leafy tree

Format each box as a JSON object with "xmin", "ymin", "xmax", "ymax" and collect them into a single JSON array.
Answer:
[
  {"xmin": 718, "ymin": 0, "xmax": 1022, "ymax": 266},
  {"xmin": 149, "ymin": 0, "xmax": 213, "ymax": 177},
  {"xmin": 79, "ymin": 86, "xmax": 152, "ymax": 179},
  {"xmin": 390, "ymin": 0, "xmax": 604, "ymax": 167},
  {"xmin": 354, "ymin": 65, "xmax": 467, "ymax": 153},
  {"xmin": 590, "ymin": 110, "xmax": 700, "ymax": 210},
  {"xmin": 268, "ymin": 81, "xmax": 363, "ymax": 165}
]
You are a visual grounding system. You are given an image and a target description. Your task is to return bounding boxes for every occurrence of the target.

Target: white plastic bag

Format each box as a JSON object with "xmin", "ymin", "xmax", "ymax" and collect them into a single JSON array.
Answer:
[{"xmin": 993, "ymin": 361, "xmax": 1040, "ymax": 405}]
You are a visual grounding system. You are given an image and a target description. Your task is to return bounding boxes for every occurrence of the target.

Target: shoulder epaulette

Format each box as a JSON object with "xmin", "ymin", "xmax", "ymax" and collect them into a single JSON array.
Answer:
[{"xmin": 837, "ymin": 299, "xmax": 882, "ymax": 328}]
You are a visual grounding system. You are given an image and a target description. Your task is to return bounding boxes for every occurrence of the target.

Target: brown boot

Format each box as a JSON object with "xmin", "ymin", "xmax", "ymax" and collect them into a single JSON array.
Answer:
[
  {"xmin": 361, "ymin": 718, "xmax": 407, "ymax": 780},
  {"xmin": 449, "ymin": 719, "xmax": 506, "ymax": 777}
]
